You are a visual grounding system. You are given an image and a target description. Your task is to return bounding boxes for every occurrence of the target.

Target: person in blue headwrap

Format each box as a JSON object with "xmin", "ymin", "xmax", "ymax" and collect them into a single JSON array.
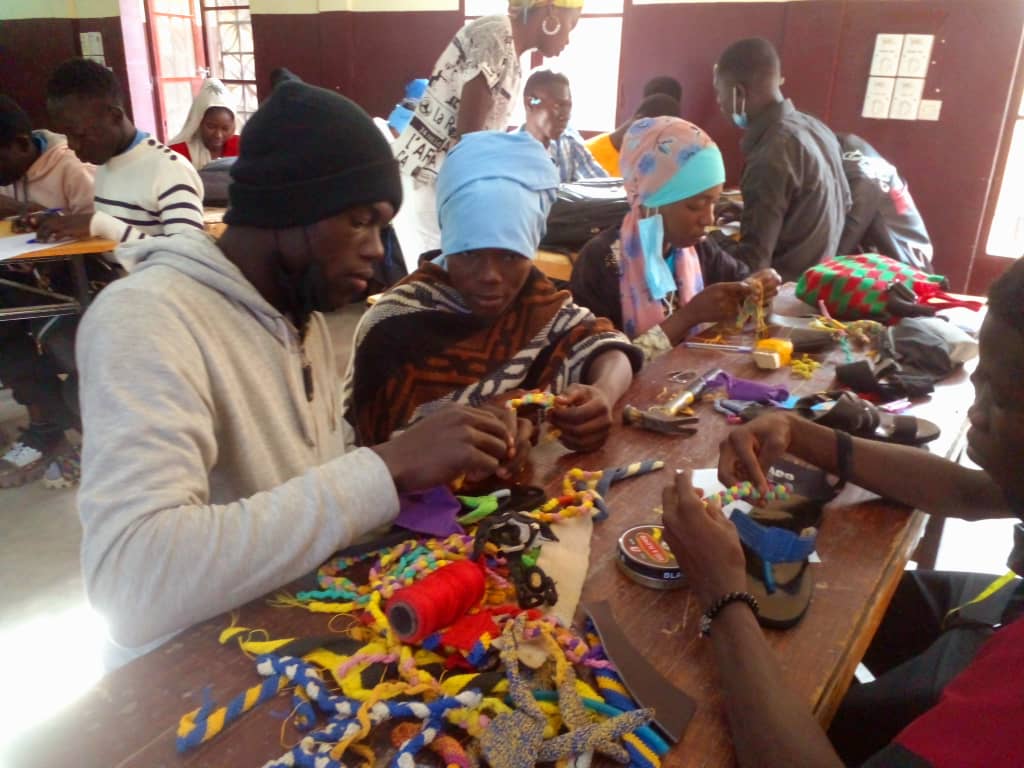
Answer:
[{"xmin": 345, "ymin": 131, "xmax": 641, "ymax": 458}]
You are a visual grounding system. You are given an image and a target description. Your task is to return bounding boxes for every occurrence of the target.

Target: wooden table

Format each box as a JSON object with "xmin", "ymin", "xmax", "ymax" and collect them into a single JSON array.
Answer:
[
  {"xmin": 6, "ymin": 327, "xmax": 976, "ymax": 768},
  {"xmin": 0, "ymin": 222, "xmax": 116, "ymax": 321}
]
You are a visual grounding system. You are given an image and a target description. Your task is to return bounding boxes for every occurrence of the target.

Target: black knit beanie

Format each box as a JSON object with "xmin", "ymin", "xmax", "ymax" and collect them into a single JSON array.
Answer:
[{"xmin": 225, "ymin": 81, "xmax": 401, "ymax": 228}]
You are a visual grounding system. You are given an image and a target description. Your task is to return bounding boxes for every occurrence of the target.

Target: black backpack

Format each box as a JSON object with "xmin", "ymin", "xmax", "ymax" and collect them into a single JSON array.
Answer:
[
  {"xmin": 198, "ymin": 156, "xmax": 237, "ymax": 206},
  {"xmin": 541, "ymin": 178, "xmax": 629, "ymax": 251}
]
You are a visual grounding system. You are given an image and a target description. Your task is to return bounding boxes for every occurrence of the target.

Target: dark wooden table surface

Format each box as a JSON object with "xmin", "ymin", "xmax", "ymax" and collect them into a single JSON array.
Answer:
[{"xmin": 8, "ymin": 306, "xmax": 977, "ymax": 768}]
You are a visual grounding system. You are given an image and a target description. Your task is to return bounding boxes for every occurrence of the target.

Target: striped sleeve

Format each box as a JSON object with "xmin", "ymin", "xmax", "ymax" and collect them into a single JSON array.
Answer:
[
  {"xmin": 156, "ymin": 180, "xmax": 205, "ymax": 236},
  {"xmin": 90, "ymin": 210, "xmax": 149, "ymax": 243},
  {"xmin": 566, "ymin": 130, "xmax": 609, "ymax": 182}
]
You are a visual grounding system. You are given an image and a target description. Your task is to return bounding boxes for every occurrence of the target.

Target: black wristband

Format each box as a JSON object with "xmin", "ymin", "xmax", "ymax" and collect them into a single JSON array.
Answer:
[
  {"xmin": 700, "ymin": 591, "xmax": 759, "ymax": 637},
  {"xmin": 832, "ymin": 429, "xmax": 854, "ymax": 492}
]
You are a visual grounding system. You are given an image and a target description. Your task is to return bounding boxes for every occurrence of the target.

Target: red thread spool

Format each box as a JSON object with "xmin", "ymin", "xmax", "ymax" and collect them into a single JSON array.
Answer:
[{"xmin": 386, "ymin": 560, "xmax": 486, "ymax": 643}]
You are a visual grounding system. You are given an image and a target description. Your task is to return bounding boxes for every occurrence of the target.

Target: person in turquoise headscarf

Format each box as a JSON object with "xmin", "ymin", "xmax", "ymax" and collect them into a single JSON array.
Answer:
[
  {"xmin": 345, "ymin": 130, "xmax": 641, "ymax": 458},
  {"xmin": 570, "ymin": 116, "xmax": 780, "ymax": 360}
]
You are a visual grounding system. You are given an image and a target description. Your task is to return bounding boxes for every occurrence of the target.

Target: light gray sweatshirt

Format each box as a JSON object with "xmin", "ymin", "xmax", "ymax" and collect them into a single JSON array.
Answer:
[{"xmin": 77, "ymin": 230, "xmax": 399, "ymax": 653}]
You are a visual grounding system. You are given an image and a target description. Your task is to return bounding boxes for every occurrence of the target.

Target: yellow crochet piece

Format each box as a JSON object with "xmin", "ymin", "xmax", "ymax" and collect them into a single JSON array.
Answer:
[{"xmin": 790, "ymin": 354, "xmax": 822, "ymax": 379}]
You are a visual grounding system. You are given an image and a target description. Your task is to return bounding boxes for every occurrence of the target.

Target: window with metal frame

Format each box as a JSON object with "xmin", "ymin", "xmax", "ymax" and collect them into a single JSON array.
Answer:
[
  {"xmin": 464, "ymin": 0, "xmax": 624, "ymax": 133},
  {"xmin": 200, "ymin": 0, "xmax": 258, "ymax": 129}
]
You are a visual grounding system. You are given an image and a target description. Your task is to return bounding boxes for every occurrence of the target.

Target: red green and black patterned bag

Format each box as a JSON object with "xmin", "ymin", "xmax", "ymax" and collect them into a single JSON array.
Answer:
[{"xmin": 795, "ymin": 253, "xmax": 978, "ymax": 320}]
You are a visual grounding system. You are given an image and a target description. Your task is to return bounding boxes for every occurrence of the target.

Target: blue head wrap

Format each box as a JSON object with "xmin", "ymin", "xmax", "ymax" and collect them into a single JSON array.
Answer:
[{"xmin": 436, "ymin": 131, "xmax": 559, "ymax": 262}]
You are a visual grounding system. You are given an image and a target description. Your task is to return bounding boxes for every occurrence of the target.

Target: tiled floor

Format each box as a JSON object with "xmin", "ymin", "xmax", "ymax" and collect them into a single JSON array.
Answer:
[{"xmin": 0, "ymin": 305, "xmax": 1014, "ymax": 753}]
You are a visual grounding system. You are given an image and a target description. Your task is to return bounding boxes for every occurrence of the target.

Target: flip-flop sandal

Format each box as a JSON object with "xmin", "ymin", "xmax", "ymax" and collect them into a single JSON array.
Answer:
[
  {"xmin": 748, "ymin": 496, "xmax": 825, "ymax": 534},
  {"xmin": 732, "ymin": 511, "xmax": 817, "ymax": 629},
  {"xmin": 796, "ymin": 391, "xmax": 940, "ymax": 446}
]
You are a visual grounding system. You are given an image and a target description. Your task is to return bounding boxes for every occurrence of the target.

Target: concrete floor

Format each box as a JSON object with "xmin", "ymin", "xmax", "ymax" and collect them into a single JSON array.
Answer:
[{"xmin": 0, "ymin": 302, "xmax": 1015, "ymax": 753}]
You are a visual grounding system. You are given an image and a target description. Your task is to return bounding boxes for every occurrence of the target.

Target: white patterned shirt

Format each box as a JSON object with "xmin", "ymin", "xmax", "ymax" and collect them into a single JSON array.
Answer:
[{"xmin": 393, "ymin": 15, "xmax": 521, "ymax": 185}]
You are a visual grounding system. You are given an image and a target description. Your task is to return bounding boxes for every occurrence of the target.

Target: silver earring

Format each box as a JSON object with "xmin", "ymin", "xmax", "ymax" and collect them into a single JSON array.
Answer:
[{"xmin": 542, "ymin": 14, "xmax": 561, "ymax": 36}]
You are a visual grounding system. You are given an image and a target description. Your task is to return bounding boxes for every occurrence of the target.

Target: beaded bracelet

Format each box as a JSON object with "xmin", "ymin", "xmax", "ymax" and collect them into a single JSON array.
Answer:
[{"xmin": 700, "ymin": 591, "xmax": 760, "ymax": 637}]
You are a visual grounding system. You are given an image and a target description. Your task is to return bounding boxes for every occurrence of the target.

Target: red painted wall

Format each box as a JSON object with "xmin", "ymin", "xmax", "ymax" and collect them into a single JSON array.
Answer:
[
  {"xmin": 617, "ymin": 0, "xmax": 1024, "ymax": 291},
  {"xmin": 0, "ymin": 17, "xmax": 131, "ymax": 127},
  {"xmin": 252, "ymin": 9, "xmax": 460, "ymax": 117},
  {"xmin": 4, "ymin": 2, "xmax": 1017, "ymax": 290}
]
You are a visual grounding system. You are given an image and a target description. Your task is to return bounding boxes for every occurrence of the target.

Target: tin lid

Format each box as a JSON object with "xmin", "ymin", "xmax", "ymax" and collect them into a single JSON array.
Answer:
[{"xmin": 617, "ymin": 524, "xmax": 685, "ymax": 586}]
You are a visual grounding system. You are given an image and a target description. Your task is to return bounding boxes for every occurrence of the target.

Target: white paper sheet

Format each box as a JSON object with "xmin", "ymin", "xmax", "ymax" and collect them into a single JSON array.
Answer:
[
  {"xmin": 898, "ymin": 33, "xmax": 934, "ymax": 78},
  {"xmin": 889, "ymin": 77, "xmax": 926, "ymax": 120},
  {"xmin": 0, "ymin": 233, "xmax": 67, "ymax": 262},
  {"xmin": 863, "ymin": 76, "xmax": 896, "ymax": 119},
  {"xmin": 918, "ymin": 99, "xmax": 943, "ymax": 121},
  {"xmin": 870, "ymin": 34, "xmax": 905, "ymax": 77}
]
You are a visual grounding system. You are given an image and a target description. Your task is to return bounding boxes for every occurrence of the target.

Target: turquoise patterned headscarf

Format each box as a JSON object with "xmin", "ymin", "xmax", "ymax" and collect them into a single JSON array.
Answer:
[{"xmin": 618, "ymin": 117, "xmax": 726, "ymax": 338}]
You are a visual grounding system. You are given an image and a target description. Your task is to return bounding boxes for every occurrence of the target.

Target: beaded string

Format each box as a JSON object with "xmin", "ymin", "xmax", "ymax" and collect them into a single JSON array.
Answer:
[
  {"xmin": 706, "ymin": 481, "xmax": 792, "ymax": 506},
  {"xmin": 506, "ymin": 391, "xmax": 558, "ymax": 411},
  {"xmin": 507, "ymin": 390, "xmax": 561, "ymax": 444},
  {"xmin": 178, "ymin": 470, "xmax": 663, "ymax": 765},
  {"xmin": 736, "ymin": 276, "xmax": 768, "ymax": 337}
]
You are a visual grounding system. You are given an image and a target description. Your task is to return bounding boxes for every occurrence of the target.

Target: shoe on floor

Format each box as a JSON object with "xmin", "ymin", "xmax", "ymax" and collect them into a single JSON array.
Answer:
[
  {"xmin": 0, "ymin": 426, "xmax": 68, "ymax": 488},
  {"xmin": 42, "ymin": 443, "xmax": 82, "ymax": 489}
]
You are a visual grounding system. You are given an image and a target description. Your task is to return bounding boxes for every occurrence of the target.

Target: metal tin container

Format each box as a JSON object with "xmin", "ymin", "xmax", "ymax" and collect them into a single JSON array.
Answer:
[{"xmin": 616, "ymin": 524, "xmax": 685, "ymax": 590}]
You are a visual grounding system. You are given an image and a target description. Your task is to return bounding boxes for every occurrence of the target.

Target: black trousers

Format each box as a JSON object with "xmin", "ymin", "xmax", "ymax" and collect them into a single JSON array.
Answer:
[
  {"xmin": 0, "ymin": 282, "xmax": 80, "ymax": 432},
  {"xmin": 828, "ymin": 569, "xmax": 1022, "ymax": 766}
]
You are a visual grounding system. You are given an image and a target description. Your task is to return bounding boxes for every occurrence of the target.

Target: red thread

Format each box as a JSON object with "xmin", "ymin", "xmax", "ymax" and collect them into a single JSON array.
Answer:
[{"xmin": 386, "ymin": 561, "xmax": 486, "ymax": 643}]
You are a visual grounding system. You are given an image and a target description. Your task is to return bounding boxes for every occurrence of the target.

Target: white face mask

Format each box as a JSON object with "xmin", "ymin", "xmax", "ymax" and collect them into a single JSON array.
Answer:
[{"xmin": 731, "ymin": 87, "xmax": 748, "ymax": 129}]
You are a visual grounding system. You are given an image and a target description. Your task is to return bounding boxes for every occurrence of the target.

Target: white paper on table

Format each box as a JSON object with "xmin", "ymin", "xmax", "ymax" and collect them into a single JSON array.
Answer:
[
  {"xmin": 870, "ymin": 33, "xmax": 905, "ymax": 77},
  {"xmin": 898, "ymin": 34, "xmax": 934, "ymax": 78},
  {"xmin": 0, "ymin": 233, "xmax": 70, "ymax": 262},
  {"xmin": 889, "ymin": 77, "xmax": 926, "ymax": 120},
  {"xmin": 862, "ymin": 76, "xmax": 896, "ymax": 119}
]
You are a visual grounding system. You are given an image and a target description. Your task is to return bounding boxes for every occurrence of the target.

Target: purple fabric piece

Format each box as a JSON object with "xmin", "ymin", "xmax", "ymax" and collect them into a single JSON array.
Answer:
[
  {"xmin": 708, "ymin": 371, "xmax": 789, "ymax": 404},
  {"xmin": 395, "ymin": 485, "xmax": 465, "ymax": 538}
]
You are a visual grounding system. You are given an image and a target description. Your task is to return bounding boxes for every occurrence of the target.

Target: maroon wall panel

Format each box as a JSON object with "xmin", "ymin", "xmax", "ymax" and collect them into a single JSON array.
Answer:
[
  {"xmin": 0, "ymin": 17, "xmax": 133, "ymax": 127},
  {"xmin": 618, "ymin": 3, "xmax": 788, "ymax": 182},
  {"xmin": 827, "ymin": 0, "xmax": 1024, "ymax": 291},
  {"xmin": 345, "ymin": 11, "xmax": 461, "ymax": 118},
  {"xmin": 0, "ymin": 19, "xmax": 78, "ymax": 126},
  {"xmin": 251, "ymin": 9, "xmax": 460, "ymax": 118},
  {"xmin": 777, "ymin": 0, "xmax": 844, "ymax": 121},
  {"xmin": 252, "ymin": 13, "xmax": 327, "ymax": 98},
  {"xmin": 617, "ymin": 0, "xmax": 1024, "ymax": 291}
]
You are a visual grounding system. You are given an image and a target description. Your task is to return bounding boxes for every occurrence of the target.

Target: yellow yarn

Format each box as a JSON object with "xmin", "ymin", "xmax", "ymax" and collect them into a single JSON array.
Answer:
[
  {"xmin": 624, "ymin": 731, "xmax": 660, "ymax": 764},
  {"xmin": 177, "ymin": 676, "xmax": 288, "ymax": 746}
]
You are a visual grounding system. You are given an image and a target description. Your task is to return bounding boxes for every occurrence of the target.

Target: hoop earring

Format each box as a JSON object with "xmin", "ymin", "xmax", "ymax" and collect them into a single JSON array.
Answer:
[{"xmin": 542, "ymin": 14, "xmax": 561, "ymax": 36}]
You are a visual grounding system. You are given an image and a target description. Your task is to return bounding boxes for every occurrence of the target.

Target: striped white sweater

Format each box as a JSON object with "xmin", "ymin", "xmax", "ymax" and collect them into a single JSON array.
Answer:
[{"xmin": 89, "ymin": 134, "xmax": 205, "ymax": 245}]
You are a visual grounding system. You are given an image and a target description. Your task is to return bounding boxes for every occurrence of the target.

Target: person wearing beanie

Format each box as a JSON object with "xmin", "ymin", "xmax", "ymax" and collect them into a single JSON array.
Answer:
[
  {"xmin": 390, "ymin": 0, "xmax": 584, "ymax": 264},
  {"xmin": 34, "ymin": 58, "xmax": 206, "ymax": 250},
  {"xmin": 346, "ymin": 131, "xmax": 641, "ymax": 457},
  {"xmin": 75, "ymin": 82, "xmax": 518, "ymax": 666},
  {"xmin": 570, "ymin": 116, "xmax": 779, "ymax": 360}
]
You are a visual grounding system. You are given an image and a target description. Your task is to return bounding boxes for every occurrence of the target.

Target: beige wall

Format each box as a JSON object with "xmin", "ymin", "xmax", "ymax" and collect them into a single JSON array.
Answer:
[
  {"xmin": 249, "ymin": 0, "xmax": 458, "ymax": 13},
  {"xmin": 0, "ymin": 0, "xmax": 119, "ymax": 19}
]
